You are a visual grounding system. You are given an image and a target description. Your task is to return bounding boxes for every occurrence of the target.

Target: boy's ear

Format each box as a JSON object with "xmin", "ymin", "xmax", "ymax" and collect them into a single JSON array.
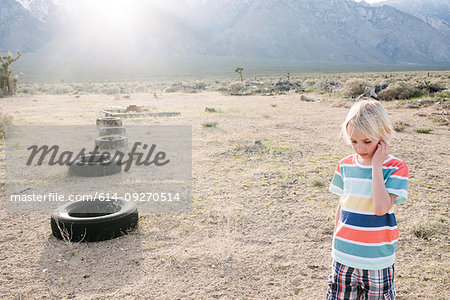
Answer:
[{"xmin": 385, "ymin": 128, "xmax": 392, "ymax": 143}]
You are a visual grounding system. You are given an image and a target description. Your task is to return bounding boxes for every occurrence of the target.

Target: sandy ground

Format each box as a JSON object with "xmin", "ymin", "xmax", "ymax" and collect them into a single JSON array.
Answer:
[{"xmin": 0, "ymin": 91, "xmax": 448, "ymax": 299}]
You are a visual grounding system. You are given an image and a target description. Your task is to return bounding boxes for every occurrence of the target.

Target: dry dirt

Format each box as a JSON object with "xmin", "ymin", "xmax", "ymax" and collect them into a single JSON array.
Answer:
[{"xmin": 0, "ymin": 91, "xmax": 448, "ymax": 299}]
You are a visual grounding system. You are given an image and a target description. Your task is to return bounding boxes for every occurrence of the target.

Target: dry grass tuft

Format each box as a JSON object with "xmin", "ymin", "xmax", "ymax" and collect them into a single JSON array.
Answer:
[
  {"xmin": 227, "ymin": 82, "xmax": 247, "ymax": 95},
  {"xmin": 343, "ymin": 78, "xmax": 371, "ymax": 96},
  {"xmin": 0, "ymin": 111, "xmax": 13, "ymax": 139},
  {"xmin": 378, "ymin": 82, "xmax": 417, "ymax": 100},
  {"xmin": 411, "ymin": 215, "xmax": 448, "ymax": 240},
  {"xmin": 202, "ymin": 121, "xmax": 218, "ymax": 128},
  {"xmin": 393, "ymin": 121, "xmax": 411, "ymax": 132},
  {"xmin": 413, "ymin": 128, "xmax": 433, "ymax": 134}
]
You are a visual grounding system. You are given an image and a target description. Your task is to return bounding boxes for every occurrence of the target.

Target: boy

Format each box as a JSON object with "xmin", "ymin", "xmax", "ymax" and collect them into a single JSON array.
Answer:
[{"xmin": 327, "ymin": 100, "xmax": 409, "ymax": 299}]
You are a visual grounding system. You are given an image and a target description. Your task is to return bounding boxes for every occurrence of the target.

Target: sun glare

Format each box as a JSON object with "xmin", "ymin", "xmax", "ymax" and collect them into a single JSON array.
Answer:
[
  {"xmin": 70, "ymin": 0, "xmax": 154, "ymax": 58},
  {"xmin": 80, "ymin": 0, "xmax": 142, "ymax": 34}
]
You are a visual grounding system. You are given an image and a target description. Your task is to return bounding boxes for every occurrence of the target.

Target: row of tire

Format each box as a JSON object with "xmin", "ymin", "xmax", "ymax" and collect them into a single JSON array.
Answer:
[
  {"xmin": 51, "ymin": 117, "xmax": 139, "ymax": 243},
  {"xmin": 69, "ymin": 117, "xmax": 128, "ymax": 177}
]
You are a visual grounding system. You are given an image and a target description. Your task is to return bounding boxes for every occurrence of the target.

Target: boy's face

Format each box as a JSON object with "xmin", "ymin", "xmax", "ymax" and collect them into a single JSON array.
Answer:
[{"xmin": 347, "ymin": 123, "xmax": 380, "ymax": 165}]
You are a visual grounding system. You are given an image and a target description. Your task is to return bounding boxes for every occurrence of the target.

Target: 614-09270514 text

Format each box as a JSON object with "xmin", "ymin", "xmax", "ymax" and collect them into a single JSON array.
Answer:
[
  {"xmin": 5, "ymin": 125, "xmax": 192, "ymax": 214},
  {"xmin": 9, "ymin": 192, "xmax": 181, "ymax": 202}
]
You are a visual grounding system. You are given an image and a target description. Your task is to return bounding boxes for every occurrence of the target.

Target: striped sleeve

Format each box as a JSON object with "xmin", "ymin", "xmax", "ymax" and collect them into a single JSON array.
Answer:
[
  {"xmin": 329, "ymin": 163, "xmax": 344, "ymax": 196},
  {"xmin": 386, "ymin": 161, "xmax": 409, "ymax": 204}
]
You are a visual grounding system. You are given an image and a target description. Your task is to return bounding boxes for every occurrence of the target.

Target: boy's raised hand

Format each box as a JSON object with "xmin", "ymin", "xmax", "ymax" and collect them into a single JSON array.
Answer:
[{"xmin": 372, "ymin": 140, "xmax": 390, "ymax": 166}]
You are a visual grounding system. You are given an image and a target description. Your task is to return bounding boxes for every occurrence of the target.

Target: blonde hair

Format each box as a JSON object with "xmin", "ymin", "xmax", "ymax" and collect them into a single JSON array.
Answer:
[{"xmin": 342, "ymin": 100, "xmax": 393, "ymax": 144}]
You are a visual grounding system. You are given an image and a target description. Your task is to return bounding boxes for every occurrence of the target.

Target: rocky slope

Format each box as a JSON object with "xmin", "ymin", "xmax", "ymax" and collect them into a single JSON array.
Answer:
[{"xmin": 377, "ymin": 0, "xmax": 449, "ymax": 36}]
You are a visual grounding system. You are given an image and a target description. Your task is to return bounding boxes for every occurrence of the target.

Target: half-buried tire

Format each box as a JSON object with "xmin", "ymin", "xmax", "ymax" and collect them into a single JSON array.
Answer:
[
  {"xmin": 69, "ymin": 154, "xmax": 121, "ymax": 177},
  {"xmin": 96, "ymin": 117, "xmax": 122, "ymax": 127},
  {"xmin": 51, "ymin": 198, "xmax": 138, "ymax": 242}
]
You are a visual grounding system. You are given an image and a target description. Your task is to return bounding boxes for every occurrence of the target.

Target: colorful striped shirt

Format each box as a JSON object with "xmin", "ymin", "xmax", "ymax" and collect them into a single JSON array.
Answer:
[{"xmin": 329, "ymin": 154, "xmax": 409, "ymax": 270}]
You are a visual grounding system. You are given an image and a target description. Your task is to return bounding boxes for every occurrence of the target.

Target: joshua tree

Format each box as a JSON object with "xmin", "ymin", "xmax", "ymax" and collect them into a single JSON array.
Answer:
[
  {"xmin": 1, "ymin": 50, "xmax": 22, "ymax": 95},
  {"xmin": 235, "ymin": 66, "xmax": 244, "ymax": 82}
]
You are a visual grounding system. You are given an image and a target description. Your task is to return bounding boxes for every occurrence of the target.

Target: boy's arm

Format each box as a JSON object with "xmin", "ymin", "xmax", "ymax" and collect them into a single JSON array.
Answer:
[
  {"xmin": 334, "ymin": 204, "xmax": 341, "ymax": 234},
  {"xmin": 372, "ymin": 141, "xmax": 395, "ymax": 215}
]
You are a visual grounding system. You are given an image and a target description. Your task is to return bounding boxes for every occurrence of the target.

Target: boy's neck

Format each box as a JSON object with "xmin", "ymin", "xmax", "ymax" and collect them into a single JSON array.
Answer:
[
  {"xmin": 356, "ymin": 154, "xmax": 390, "ymax": 166},
  {"xmin": 356, "ymin": 154, "xmax": 372, "ymax": 166}
]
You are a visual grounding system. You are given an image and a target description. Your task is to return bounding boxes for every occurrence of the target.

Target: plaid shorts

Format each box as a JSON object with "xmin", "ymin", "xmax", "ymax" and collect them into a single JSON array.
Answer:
[{"xmin": 326, "ymin": 260, "xmax": 396, "ymax": 300}]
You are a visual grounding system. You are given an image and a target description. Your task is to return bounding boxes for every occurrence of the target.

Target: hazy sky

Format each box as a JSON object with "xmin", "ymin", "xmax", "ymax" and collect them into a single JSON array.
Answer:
[{"xmin": 354, "ymin": 0, "xmax": 385, "ymax": 3}]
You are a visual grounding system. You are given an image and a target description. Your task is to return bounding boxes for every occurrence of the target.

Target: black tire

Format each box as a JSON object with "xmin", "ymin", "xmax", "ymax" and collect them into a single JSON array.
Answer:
[
  {"xmin": 95, "ymin": 135, "xmax": 128, "ymax": 151},
  {"xmin": 96, "ymin": 117, "xmax": 122, "ymax": 127},
  {"xmin": 98, "ymin": 126, "xmax": 126, "ymax": 137},
  {"xmin": 69, "ymin": 154, "xmax": 121, "ymax": 177},
  {"xmin": 50, "ymin": 198, "xmax": 138, "ymax": 242}
]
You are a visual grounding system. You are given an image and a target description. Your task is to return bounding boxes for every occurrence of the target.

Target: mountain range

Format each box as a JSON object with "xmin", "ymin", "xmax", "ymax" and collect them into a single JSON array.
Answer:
[
  {"xmin": 376, "ymin": 0, "xmax": 449, "ymax": 37},
  {"xmin": 1, "ymin": 0, "xmax": 449, "ymax": 79}
]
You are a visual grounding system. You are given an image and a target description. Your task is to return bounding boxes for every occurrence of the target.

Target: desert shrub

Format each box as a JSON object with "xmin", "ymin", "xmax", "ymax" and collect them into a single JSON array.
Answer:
[
  {"xmin": 202, "ymin": 121, "xmax": 218, "ymax": 128},
  {"xmin": 73, "ymin": 82, "xmax": 99, "ymax": 94},
  {"xmin": 305, "ymin": 79, "xmax": 316, "ymax": 87},
  {"xmin": 393, "ymin": 121, "xmax": 410, "ymax": 132},
  {"xmin": 19, "ymin": 85, "xmax": 37, "ymax": 94},
  {"xmin": 100, "ymin": 85, "xmax": 121, "ymax": 95},
  {"xmin": 133, "ymin": 84, "xmax": 147, "ymax": 93},
  {"xmin": 205, "ymin": 107, "xmax": 217, "ymax": 113},
  {"xmin": 393, "ymin": 124, "xmax": 406, "ymax": 132},
  {"xmin": 194, "ymin": 81, "xmax": 207, "ymax": 90},
  {"xmin": 54, "ymin": 84, "xmax": 74, "ymax": 95},
  {"xmin": 409, "ymin": 89, "xmax": 427, "ymax": 99},
  {"xmin": 0, "ymin": 112, "xmax": 13, "ymax": 139},
  {"xmin": 37, "ymin": 85, "xmax": 51, "ymax": 94},
  {"xmin": 164, "ymin": 82, "xmax": 183, "ymax": 93},
  {"xmin": 343, "ymin": 78, "xmax": 371, "ymax": 96},
  {"xmin": 378, "ymin": 82, "xmax": 417, "ymax": 100},
  {"xmin": 430, "ymin": 113, "xmax": 449, "ymax": 126},
  {"xmin": 228, "ymin": 82, "xmax": 246, "ymax": 94},
  {"xmin": 435, "ymin": 90, "xmax": 450, "ymax": 99},
  {"xmin": 412, "ymin": 215, "xmax": 447, "ymax": 240},
  {"xmin": 414, "ymin": 128, "xmax": 432, "ymax": 134}
]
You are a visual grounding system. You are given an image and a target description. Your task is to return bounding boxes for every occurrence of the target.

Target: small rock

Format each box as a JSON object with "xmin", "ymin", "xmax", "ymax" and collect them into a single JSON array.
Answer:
[
  {"xmin": 300, "ymin": 95, "xmax": 320, "ymax": 102},
  {"xmin": 307, "ymin": 265, "xmax": 319, "ymax": 270},
  {"xmin": 375, "ymin": 84, "xmax": 389, "ymax": 93},
  {"xmin": 126, "ymin": 105, "xmax": 142, "ymax": 112},
  {"xmin": 363, "ymin": 86, "xmax": 378, "ymax": 99}
]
